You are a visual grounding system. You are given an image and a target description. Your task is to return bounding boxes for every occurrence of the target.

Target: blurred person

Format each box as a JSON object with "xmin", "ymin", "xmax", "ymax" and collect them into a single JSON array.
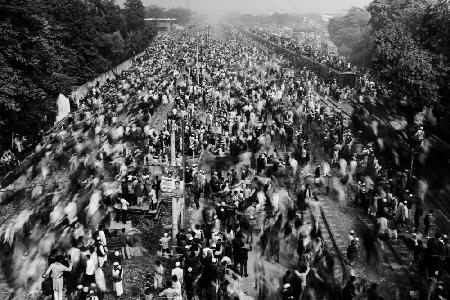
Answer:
[
  {"xmin": 119, "ymin": 228, "xmax": 131, "ymax": 260},
  {"xmin": 42, "ymin": 254, "xmax": 73, "ymax": 300},
  {"xmin": 154, "ymin": 260, "xmax": 164, "ymax": 290},
  {"xmin": 112, "ymin": 262, "xmax": 124, "ymax": 299}
]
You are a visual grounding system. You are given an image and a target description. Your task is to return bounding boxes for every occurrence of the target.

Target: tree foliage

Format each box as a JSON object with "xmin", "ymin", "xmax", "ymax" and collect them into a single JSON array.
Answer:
[
  {"xmin": 366, "ymin": 0, "xmax": 449, "ymax": 116},
  {"xmin": 328, "ymin": 7, "xmax": 372, "ymax": 67},
  {"xmin": 371, "ymin": 22, "xmax": 440, "ymax": 109},
  {"xmin": 327, "ymin": 0, "xmax": 450, "ymax": 123},
  {"xmin": 0, "ymin": 0, "xmax": 156, "ymax": 147}
]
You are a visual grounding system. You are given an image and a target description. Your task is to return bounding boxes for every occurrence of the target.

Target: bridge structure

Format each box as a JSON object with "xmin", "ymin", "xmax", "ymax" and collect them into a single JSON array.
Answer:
[{"xmin": 144, "ymin": 18, "xmax": 177, "ymax": 32}]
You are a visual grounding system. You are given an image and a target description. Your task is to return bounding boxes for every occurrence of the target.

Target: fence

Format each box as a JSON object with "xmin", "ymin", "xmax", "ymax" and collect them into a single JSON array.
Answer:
[{"xmin": 70, "ymin": 50, "xmax": 147, "ymax": 105}]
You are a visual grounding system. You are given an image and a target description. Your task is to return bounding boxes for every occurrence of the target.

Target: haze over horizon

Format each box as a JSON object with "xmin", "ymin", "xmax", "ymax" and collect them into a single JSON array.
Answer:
[{"xmin": 120, "ymin": 0, "xmax": 372, "ymax": 16}]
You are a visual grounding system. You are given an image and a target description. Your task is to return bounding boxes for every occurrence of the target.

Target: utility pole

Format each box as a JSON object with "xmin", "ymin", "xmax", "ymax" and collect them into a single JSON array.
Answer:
[
  {"xmin": 409, "ymin": 147, "xmax": 417, "ymax": 182},
  {"xmin": 196, "ymin": 43, "xmax": 200, "ymax": 85},
  {"xmin": 181, "ymin": 117, "xmax": 186, "ymax": 227},
  {"xmin": 170, "ymin": 120, "xmax": 176, "ymax": 166}
]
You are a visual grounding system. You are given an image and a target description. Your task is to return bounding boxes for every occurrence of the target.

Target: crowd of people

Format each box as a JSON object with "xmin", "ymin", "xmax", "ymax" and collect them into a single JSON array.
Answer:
[
  {"xmin": 140, "ymin": 26, "xmax": 379, "ymax": 300},
  {"xmin": 0, "ymin": 134, "xmax": 31, "ymax": 176},
  {"xmin": 0, "ymin": 22, "xmax": 448, "ymax": 300},
  {"xmin": 250, "ymin": 29, "xmax": 353, "ymax": 73},
  {"xmin": 249, "ymin": 28, "xmax": 387, "ymax": 104},
  {"xmin": 0, "ymin": 28, "xmax": 203, "ymax": 300}
]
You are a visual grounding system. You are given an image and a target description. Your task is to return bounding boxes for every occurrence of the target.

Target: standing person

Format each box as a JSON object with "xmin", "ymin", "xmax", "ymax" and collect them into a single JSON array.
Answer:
[
  {"xmin": 294, "ymin": 263, "xmax": 310, "ymax": 299},
  {"xmin": 98, "ymin": 225, "xmax": 108, "ymax": 254},
  {"xmin": 347, "ymin": 240, "xmax": 358, "ymax": 267},
  {"xmin": 154, "ymin": 260, "xmax": 164, "ymax": 290},
  {"xmin": 171, "ymin": 275, "xmax": 183, "ymax": 300},
  {"xmin": 424, "ymin": 210, "xmax": 435, "ymax": 237},
  {"xmin": 239, "ymin": 238, "xmax": 250, "ymax": 277},
  {"xmin": 342, "ymin": 276, "xmax": 357, "ymax": 300},
  {"xmin": 232, "ymin": 236, "xmax": 242, "ymax": 269},
  {"xmin": 192, "ymin": 183, "xmax": 201, "ymax": 210},
  {"xmin": 85, "ymin": 254, "xmax": 96, "ymax": 285},
  {"xmin": 95, "ymin": 238, "xmax": 107, "ymax": 268},
  {"xmin": 154, "ymin": 176, "xmax": 161, "ymax": 200},
  {"xmin": 414, "ymin": 201, "xmax": 424, "ymax": 231},
  {"xmin": 119, "ymin": 197, "xmax": 129, "ymax": 224},
  {"xmin": 150, "ymin": 186, "xmax": 158, "ymax": 211},
  {"xmin": 159, "ymin": 281, "xmax": 181, "ymax": 299},
  {"xmin": 42, "ymin": 255, "xmax": 73, "ymax": 300},
  {"xmin": 172, "ymin": 261, "xmax": 184, "ymax": 285},
  {"xmin": 184, "ymin": 267, "xmax": 195, "ymax": 300},
  {"xmin": 119, "ymin": 228, "xmax": 131, "ymax": 260},
  {"xmin": 112, "ymin": 262, "xmax": 124, "ymax": 299},
  {"xmin": 160, "ymin": 233, "xmax": 171, "ymax": 257}
]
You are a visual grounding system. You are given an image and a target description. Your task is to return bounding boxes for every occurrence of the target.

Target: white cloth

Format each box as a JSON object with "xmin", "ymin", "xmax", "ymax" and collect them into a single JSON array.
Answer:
[
  {"xmin": 120, "ymin": 198, "xmax": 129, "ymax": 210},
  {"xmin": 112, "ymin": 268, "xmax": 124, "ymax": 296},
  {"xmin": 85, "ymin": 258, "xmax": 95, "ymax": 276},
  {"xmin": 171, "ymin": 267, "xmax": 184, "ymax": 284}
]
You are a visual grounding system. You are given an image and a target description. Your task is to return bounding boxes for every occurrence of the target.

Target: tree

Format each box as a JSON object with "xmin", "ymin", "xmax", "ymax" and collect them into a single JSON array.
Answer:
[
  {"xmin": 328, "ymin": 7, "xmax": 372, "ymax": 67},
  {"xmin": 419, "ymin": 0, "xmax": 450, "ymax": 122},
  {"xmin": 0, "ymin": 0, "xmax": 157, "ymax": 149},
  {"xmin": 124, "ymin": 0, "xmax": 145, "ymax": 32},
  {"xmin": 367, "ymin": 0, "xmax": 428, "ymax": 35},
  {"xmin": 372, "ymin": 22, "xmax": 440, "ymax": 111},
  {"xmin": 366, "ymin": 0, "xmax": 449, "ymax": 119},
  {"xmin": 146, "ymin": 5, "xmax": 165, "ymax": 18}
]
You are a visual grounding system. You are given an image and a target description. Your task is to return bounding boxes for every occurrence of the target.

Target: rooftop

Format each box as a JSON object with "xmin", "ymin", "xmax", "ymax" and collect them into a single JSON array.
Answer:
[{"xmin": 144, "ymin": 18, "xmax": 176, "ymax": 21}]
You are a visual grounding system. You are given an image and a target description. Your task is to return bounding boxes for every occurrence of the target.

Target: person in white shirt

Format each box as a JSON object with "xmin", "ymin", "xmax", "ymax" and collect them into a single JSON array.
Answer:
[
  {"xmin": 95, "ymin": 238, "xmax": 107, "ymax": 268},
  {"xmin": 171, "ymin": 262, "xmax": 184, "ymax": 285},
  {"xmin": 154, "ymin": 260, "xmax": 164, "ymax": 289},
  {"xmin": 98, "ymin": 225, "xmax": 107, "ymax": 252},
  {"xmin": 85, "ymin": 254, "xmax": 96, "ymax": 285},
  {"xmin": 119, "ymin": 197, "xmax": 129, "ymax": 224},
  {"xmin": 64, "ymin": 196, "xmax": 78, "ymax": 225},
  {"xmin": 160, "ymin": 233, "xmax": 171, "ymax": 256},
  {"xmin": 112, "ymin": 262, "xmax": 124, "ymax": 298},
  {"xmin": 171, "ymin": 275, "xmax": 183, "ymax": 300},
  {"xmin": 43, "ymin": 255, "xmax": 73, "ymax": 300},
  {"xmin": 294, "ymin": 263, "xmax": 310, "ymax": 299}
]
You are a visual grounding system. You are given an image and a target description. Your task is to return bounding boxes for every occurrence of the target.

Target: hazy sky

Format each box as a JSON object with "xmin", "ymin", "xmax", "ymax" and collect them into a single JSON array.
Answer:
[{"xmin": 142, "ymin": 0, "xmax": 372, "ymax": 16}]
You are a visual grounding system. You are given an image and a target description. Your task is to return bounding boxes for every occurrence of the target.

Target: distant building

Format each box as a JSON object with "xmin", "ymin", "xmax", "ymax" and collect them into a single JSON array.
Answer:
[
  {"xmin": 321, "ymin": 14, "xmax": 333, "ymax": 22},
  {"xmin": 144, "ymin": 18, "xmax": 176, "ymax": 32}
]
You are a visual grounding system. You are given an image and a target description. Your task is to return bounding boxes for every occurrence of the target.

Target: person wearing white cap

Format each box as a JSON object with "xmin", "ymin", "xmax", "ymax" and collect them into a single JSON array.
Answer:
[
  {"xmin": 171, "ymin": 261, "xmax": 184, "ymax": 285},
  {"xmin": 397, "ymin": 201, "xmax": 408, "ymax": 228},
  {"xmin": 81, "ymin": 286, "xmax": 89, "ymax": 299},
  {"xmin": 112, "ymin": 262, "xmax": 124, "ymax": 298},
  {"xmin": 185, "ymin": 267, "xmax": 195, "ymax": 300},
  {"xmin": 348, "ymin": 230, "xmax": 355, "ymax": 243},
  {"xmin": 112, "ymin": 251, "xmax": 122, "ymax": 265},
  {"xmin": 160, "ymin": 232, "xmax": 171, "ymax": 256},
  {"xmin": 72, "ymin": 285, "xmax": 83, "ymax": 300},
  {"xmin": 88, "ymin": 289, "xmax": 99, "ymax": 300},
  {"xmin": 119, "ymin": 196, "xmax": 129, "ymax": 224}
]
